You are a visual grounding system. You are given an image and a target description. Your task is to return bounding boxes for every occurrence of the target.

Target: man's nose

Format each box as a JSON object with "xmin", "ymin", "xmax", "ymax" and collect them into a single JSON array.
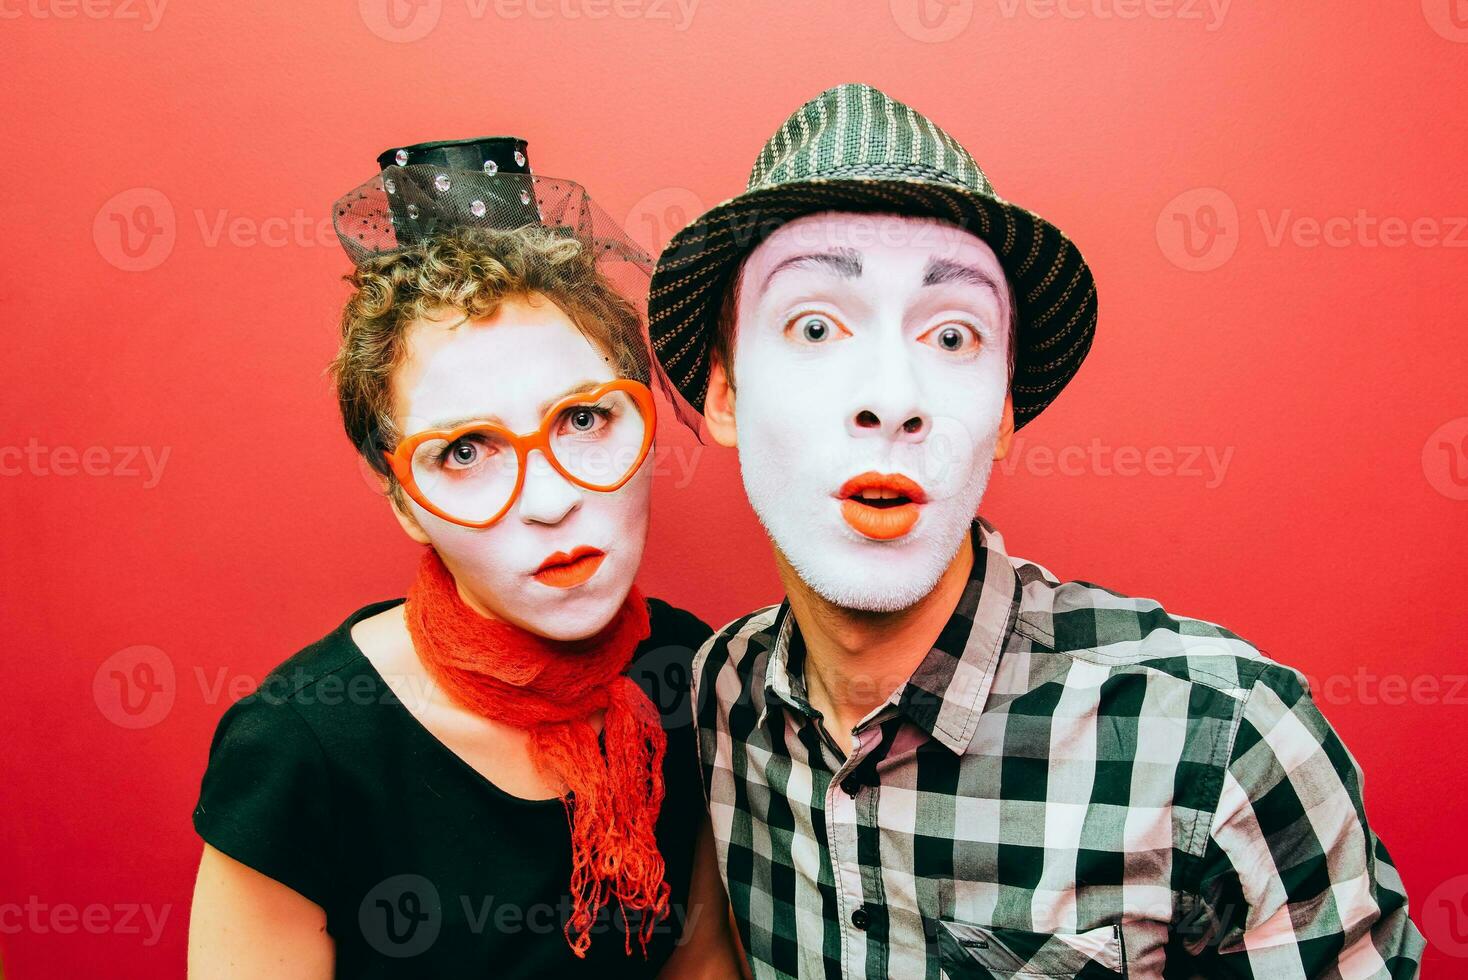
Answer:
[
  {"xmin": 515, "ymin": 450, "xmax": 582, "ymax": 525},
  {"xmin": 846, "ymin": 341, "xmax": 930, "ymax": 442}
]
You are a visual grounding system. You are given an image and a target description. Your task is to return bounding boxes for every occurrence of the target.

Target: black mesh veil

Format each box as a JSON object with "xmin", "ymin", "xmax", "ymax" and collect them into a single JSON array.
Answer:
[{"xmin": 331, "ymin": 141, "xmax": 701, "ymax": 435}]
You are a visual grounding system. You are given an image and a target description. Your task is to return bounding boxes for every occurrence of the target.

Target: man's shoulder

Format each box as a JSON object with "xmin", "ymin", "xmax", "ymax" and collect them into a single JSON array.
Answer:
[
  {"xmin": 692, "ymin": 603, "xmax": 786, "ymax": 683},
  {"xmin": 1008, "ymin": 554, "xmax": 1285, "ymax": 700}
]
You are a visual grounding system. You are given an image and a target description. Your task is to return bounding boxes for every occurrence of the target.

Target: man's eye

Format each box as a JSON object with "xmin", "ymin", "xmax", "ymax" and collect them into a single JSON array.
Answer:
[
  {"xmin": 920, "ymin": 322, "xmax": 981, "ymax": 353},
  {"xmin": 785, "ymin": 313, "xmax": 848, "ymax": 344}
]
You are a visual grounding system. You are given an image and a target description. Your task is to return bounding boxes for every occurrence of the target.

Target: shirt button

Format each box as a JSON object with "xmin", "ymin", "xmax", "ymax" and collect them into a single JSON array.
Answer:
[
  {"xmin": 851, "ymin": 906, "xmax": 869, "ymax": 930},
  {"xmin": 840, "ymin": 776, "xmax": 861, "ymax": 796}
]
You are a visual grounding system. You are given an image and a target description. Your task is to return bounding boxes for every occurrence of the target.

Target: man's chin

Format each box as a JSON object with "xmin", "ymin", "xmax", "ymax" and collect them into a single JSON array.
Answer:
[{"xmin": 777, "ymin": 528, "xmax": 954, "ymax": 615}]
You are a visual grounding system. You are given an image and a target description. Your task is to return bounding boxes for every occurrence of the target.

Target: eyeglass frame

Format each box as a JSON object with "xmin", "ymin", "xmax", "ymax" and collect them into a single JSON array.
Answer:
[{"xmin": 382, "ymin": 378, "xmax": 657, "ymax": 529}]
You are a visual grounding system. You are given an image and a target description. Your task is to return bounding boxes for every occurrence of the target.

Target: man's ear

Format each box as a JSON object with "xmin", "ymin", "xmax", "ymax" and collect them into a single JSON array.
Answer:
[
  {"xmin": 703, "ymin": 358, "xmax": 738, "ymax": 448},
  {"xmin": 384, "ymin": 477, "xmax": 433, "ymax": 544},
  {"xmin": 993, "ymin": 391, "xmax": 1015, "ymax": 460}
]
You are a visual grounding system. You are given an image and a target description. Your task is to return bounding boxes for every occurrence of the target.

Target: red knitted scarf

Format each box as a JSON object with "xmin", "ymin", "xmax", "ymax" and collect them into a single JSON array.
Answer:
[{"xmin": 403, "ymin": 550, "xmax": 670, "ymax": 958}]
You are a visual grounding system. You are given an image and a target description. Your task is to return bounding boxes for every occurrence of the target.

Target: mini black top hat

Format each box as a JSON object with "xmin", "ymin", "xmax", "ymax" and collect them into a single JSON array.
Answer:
[
  {"xmin": 334, "ymin": 136, "xmax": 544, "ymax": 261},
  {"xmin": 330, "ymin": 134, "xmax": 704, "ymax": 431},
  {"xmin": 373, "ymin": 135, "xmax": 532, "ymax": 174}
]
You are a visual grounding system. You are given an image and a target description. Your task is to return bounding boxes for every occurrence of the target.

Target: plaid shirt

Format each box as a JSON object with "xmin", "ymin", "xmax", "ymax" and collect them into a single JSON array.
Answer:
[{"xmin": 691, "ymin": 517, "xmax": 1423, "ymax": 979}]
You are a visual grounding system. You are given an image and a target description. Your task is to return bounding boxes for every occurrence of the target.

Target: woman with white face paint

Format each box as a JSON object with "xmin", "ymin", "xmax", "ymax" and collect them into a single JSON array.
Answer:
[{"xmin": 187, "ymin": 138, "xmax": 742, "ymax": 979}]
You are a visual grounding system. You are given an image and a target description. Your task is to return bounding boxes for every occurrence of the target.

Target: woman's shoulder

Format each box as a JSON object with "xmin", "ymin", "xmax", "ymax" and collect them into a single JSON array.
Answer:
[
  {"xmin": 630, "ymin": 598, "xmax": 710, "ymax": 743},
  {"xmin": 206, "ymin": 599, "xmax": 404, "ymax": 749},
  {"xmin": 641, "ymin": 596, "xmax": 713, "ymax": 654}
]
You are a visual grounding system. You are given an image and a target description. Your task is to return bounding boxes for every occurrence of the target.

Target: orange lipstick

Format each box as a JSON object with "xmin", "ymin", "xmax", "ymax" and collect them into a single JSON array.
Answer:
[
  {"xmin": 533, "ymin": 546, "xmax": 606, "ymax": 588},
  {"xmin": 837, "ymin": 472, "xmax": 927, "ymax": 540}
]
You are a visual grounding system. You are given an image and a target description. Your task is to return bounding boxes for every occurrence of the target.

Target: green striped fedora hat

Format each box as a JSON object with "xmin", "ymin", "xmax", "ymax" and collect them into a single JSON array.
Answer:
[{"xmin": 649, "ymin": 82, "xmax": 1096, "ymax": 429}]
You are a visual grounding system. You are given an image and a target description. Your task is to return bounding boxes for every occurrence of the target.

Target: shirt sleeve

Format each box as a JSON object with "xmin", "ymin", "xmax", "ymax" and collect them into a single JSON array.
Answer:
[
  {"xmin": 192, "ymin": 690, "xmax": 335, "ymax": 909},
  {"xmin": 1183, "ymin": 664, "xmax": 1424, "ymax": 978}
]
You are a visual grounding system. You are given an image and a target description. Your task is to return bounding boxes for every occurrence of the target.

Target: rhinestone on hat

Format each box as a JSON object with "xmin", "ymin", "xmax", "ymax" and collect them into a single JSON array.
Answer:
[
  {"xmin": 470, "ymin": 200, "xmax": 486, "ymax": 218},
  {"xmin": 434, "ymin": 174, "xmax": 451, "ymax": 193},
  {"xmin": 519, "ymin": 190, "xmax": 531, "ymax": 205},
  {"xmin": 406, "ymin": 203, "xmax": 419, "ymax": 219},
  {"xmin": 394, "ymin": 149, "xmax": 409, "ymax": 166},
  {"xmin": 483, "ymin": 160, "xmax": 498, "ymax": 176},
  {"xmin": 514, "ymin": 150, "xmax": 526, "ymax": 167},
  {"xmin": 384, "ymin": 177, "xmax": 396, "ymax": 194}
]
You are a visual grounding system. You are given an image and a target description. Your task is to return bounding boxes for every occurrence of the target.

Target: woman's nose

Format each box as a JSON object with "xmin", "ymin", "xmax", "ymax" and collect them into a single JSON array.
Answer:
[{"xmin": 515, "ymin": 450, "xmax": 582, "ymax": 525}]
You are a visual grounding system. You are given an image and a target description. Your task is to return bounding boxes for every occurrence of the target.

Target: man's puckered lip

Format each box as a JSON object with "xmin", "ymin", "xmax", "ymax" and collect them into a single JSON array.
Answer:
[{"xmin": 835, "ymin": 471, "xmax": 929, "ymax": 504}]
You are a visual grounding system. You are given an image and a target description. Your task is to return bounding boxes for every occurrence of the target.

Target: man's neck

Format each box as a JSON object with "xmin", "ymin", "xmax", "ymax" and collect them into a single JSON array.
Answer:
[{"xmin": 775, "ymin": 531, "xmax": 975, "ymax": 755}]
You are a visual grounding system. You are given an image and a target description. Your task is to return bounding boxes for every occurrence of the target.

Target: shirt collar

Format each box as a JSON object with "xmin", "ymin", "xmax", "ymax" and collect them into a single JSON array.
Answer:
[{"xmin": 760, "ymin": 517, "xmax": 1021, "ymax": 754}]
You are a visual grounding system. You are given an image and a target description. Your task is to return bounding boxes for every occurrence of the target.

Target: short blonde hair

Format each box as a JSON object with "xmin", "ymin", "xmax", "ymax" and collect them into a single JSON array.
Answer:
[{"xmin": 330, "ymin": 225, "xmax": 648, "ymax": 493}]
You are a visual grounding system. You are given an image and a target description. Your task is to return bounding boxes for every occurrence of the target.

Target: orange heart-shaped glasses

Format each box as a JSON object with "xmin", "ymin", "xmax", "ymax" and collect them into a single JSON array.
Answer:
[{"xmin": 383, "ymin": 378, "xmax": 656, "ymax": 529}]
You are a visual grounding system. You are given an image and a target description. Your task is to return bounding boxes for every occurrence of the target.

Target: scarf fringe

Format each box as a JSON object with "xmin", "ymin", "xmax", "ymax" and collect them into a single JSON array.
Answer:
[{"xmin": 404, "ymin": 550, "xmax": 670, "ymax": 959}]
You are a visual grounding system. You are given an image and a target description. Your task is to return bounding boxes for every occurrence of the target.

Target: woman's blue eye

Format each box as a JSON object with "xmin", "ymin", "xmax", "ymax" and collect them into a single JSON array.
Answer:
[
  {"xmin": 442, "ymin": 439, "xmax": 486, "ymax": 468},
  {"xmin": 559, "ymin": 405, "xmax": 611, "ymax": 436},
  {"xmin": 801, "ymin": 316, "xmax": 832, "ymax": 342}
]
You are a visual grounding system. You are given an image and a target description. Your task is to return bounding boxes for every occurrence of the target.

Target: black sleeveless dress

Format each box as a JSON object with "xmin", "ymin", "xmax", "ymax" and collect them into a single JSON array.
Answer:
[{"xmin": 193, "ymin": 596, "xmax": 711, "ymax": 978}]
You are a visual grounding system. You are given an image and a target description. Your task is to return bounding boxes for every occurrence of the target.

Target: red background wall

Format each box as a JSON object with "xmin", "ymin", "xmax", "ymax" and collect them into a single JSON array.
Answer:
[{"xmin": 4, "ymin": 2, "xmax": 1466, "ymax": 976}]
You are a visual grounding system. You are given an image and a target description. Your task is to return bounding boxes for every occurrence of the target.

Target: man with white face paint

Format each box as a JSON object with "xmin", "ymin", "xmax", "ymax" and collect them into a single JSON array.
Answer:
[{"xmin": 649, "ymin": 84, "xmax": 1422, "ymax": 979}]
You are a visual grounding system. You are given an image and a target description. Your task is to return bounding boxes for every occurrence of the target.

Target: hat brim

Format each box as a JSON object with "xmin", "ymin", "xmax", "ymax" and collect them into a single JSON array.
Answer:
[{"xmin": 648, "ymin": 176, "xmax": 1096, "ymax": 429}]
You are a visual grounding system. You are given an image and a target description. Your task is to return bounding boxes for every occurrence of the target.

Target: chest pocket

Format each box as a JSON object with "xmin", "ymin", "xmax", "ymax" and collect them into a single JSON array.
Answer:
[{"xmin": 936, "ymin": 921, "xmax": 1126, "ymax": 978}]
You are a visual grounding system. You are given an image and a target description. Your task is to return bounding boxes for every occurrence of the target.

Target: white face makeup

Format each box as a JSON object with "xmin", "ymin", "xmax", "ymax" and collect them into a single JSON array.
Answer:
[
  {"xmin": 728, "ymin": 212, "xmax": 1012, "ymax": 612},
  {"xmin": 392, "ymin": 294, "xmax": 652, "ymax": 641}
]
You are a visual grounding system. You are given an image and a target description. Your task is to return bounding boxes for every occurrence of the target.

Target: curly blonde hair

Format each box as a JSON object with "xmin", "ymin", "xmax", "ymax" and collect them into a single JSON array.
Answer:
[{"xmin": 331, "ymin": 225, "xmax": 649, "ymax": 495}]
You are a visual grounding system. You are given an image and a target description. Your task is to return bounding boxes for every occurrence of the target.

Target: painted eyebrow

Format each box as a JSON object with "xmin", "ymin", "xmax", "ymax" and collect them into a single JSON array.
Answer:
[
  {"xmin": 921, "ymin": 257, "xmax": 1004, "ymax": 297},
  {"xmin": 762, "ymin": 247, "xmax": 863, "ymax": 289},
  {"xmin": 424, "ymin": 379, "xmax": 605, "ymax": 431}
]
